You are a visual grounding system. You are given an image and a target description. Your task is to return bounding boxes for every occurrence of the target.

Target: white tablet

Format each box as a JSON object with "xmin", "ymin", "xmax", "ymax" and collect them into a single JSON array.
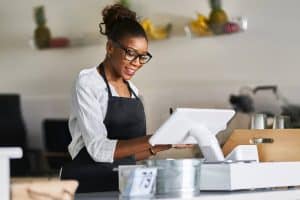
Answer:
[{"xmin": 149, "ymin": 108, "xmax": 235, "ymax": 145}]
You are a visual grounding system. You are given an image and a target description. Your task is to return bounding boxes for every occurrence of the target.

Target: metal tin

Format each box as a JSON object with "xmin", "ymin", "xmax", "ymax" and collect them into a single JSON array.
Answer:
[{"xmin": 146, "ymin": 158, "xmax": 201, "ymax": 198}]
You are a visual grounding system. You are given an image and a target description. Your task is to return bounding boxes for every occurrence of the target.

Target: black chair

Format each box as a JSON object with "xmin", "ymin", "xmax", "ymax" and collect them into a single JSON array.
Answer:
[
  {"xmin": 0, "ymin": 94, "xmax": 32, "ymax": 176},
  {"xmin": 42, "ymin": 119, "xmax": 72, "ymax": 173}
]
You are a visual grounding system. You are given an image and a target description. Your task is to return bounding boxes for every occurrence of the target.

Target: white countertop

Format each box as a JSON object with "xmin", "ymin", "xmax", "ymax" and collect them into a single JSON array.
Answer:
[{"xmin": 75, "ymin": 188, "xmax": 300, "ymax": 200}]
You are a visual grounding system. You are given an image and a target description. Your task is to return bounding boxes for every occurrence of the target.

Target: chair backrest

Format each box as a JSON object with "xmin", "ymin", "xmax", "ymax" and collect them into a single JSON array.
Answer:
[
  {"xmin": 43, "ymin": 119, "xmax": 71, "ymax": 152},
  {"xmin": 0, "ymin": 94, "xmax": 27, "ymax": 148},
  {"xmin": 0, "ymin": 94, "xmax": 22, "ymax": 118},
  {"xmin": 0, "ymin": 94, "xmax": 30, "ymax": 176}
]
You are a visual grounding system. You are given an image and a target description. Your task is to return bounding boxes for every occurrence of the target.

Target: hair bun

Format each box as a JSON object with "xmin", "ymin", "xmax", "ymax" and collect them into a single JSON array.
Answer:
[{"xmin": 100, "ymin": 4, "xmax": 137, "ymax": 36}]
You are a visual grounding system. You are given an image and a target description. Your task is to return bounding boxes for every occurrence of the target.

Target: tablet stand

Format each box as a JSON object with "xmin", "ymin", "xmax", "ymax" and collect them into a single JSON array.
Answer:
[{"xmin": 189, "ymin": 124, "xmax": 225, "ymax": 162}]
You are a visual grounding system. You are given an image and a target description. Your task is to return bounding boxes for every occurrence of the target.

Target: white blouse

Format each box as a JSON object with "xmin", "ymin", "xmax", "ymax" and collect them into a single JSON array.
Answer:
[{"xmin": 68, "ymin": 66, "xmax": 139, "ymax": 163}]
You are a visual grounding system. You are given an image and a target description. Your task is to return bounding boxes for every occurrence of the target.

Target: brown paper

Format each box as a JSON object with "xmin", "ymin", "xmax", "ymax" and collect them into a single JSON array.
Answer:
[{"xmin": 11, "ymin": 179, "xmax": 78, "ymax": 200}]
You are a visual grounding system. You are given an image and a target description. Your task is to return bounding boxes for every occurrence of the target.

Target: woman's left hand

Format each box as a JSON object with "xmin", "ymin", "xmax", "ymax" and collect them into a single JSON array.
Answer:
[{"xmin": 172, "ymin": 144, "xmax": 195, "ymax": 149}]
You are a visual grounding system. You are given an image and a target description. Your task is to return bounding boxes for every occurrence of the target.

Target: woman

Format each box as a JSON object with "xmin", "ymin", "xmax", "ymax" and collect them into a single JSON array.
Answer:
[{"xmin": 61, "ymin": 4, "xmax": 188, "ymax": 193}]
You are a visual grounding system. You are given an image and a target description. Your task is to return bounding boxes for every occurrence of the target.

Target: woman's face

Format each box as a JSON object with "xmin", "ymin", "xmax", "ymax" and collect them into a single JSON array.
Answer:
[{"xmin": 107, "ymin": 36, "xmax": 149, "ymax": 80}]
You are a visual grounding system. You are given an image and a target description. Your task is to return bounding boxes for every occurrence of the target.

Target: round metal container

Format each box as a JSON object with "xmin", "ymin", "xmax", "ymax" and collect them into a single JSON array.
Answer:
[{"xmin": 146, "ymin": 158, "xmax": 202, "ymax": 198}]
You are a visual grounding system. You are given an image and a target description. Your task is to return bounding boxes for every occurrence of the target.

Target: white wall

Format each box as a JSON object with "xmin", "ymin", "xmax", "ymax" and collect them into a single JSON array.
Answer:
[{"xmin": 1, "ymin": 0, "xmax": 300, "ymax": 149}]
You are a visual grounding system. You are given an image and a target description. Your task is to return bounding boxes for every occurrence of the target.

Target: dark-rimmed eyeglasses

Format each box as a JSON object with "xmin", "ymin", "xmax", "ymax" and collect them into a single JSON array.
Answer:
[{"xmin": 112, "ymin": 40, "xmax": 152, "ymax": 64}]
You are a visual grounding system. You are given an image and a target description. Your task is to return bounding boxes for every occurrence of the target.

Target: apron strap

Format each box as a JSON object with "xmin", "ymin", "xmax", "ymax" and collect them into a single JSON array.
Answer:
[
  {"xmin": 99, "ymin": 63, "xmax": 113, "ymax": 97},
  {"xmin": 125, "ymin": 81, "xmax": 139, "ymax": 99},
  {"xmin": 99, "ymin": 63, "xmax": 139, "ymax": 99}
]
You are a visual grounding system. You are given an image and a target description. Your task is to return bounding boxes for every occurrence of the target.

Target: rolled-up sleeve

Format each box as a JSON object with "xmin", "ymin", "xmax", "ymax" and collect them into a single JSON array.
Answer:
[{"xmin": 74, "ymin": 78, "xmax": 117, "ymax": 163}]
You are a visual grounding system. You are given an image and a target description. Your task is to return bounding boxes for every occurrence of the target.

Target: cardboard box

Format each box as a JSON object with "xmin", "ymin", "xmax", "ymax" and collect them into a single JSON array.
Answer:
[{"xmin": 222, "ymin": 129, "xmax": 300, "ymax": 162}]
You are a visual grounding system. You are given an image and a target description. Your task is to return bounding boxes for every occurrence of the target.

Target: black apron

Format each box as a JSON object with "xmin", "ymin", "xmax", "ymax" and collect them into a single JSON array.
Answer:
[{"xmin": 61, "ymin": 63, "xmax": 146, "ymax": 193}]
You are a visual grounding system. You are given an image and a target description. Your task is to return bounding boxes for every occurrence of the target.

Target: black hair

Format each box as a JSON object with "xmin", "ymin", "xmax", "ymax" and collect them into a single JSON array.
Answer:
[{"xmin": 99, "ymin": 4, "xmax": 147, "ymax": 42}]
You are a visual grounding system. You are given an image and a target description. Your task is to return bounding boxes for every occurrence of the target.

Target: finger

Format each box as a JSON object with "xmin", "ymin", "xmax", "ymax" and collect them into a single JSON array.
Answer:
[{"xmin": 173, "ymin": 144, "xmax": 194, "ymax": 148}]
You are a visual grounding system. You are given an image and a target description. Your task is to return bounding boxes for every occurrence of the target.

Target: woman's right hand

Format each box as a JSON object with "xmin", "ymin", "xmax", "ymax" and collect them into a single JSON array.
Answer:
[
  {"xmin": 172, "ymin": 144, "xmax": 195, "ymax": 148},
  {"xmin": 150, "ymin": 144, "xmax": 194, "ymax": 155},
  {"xmin": 151, "ymin": 144, "xmax": 172, "ymax": 155}
]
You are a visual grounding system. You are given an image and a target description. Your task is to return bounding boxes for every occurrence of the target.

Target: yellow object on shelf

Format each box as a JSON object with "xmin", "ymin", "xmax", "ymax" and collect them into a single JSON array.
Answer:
[
  {"xmin": 188, "ymin": 14, "xmax": 213, "ymax": 37},
  {"xmin": 140, "ymin": 18, "xmax": 172, "ymax": 40}
]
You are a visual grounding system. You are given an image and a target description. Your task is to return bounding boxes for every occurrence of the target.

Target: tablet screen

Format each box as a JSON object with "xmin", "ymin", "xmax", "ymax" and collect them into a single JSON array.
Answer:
[{"xmin": 149, "ymin": 108, "xmax": 235, "ymax": 145}]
